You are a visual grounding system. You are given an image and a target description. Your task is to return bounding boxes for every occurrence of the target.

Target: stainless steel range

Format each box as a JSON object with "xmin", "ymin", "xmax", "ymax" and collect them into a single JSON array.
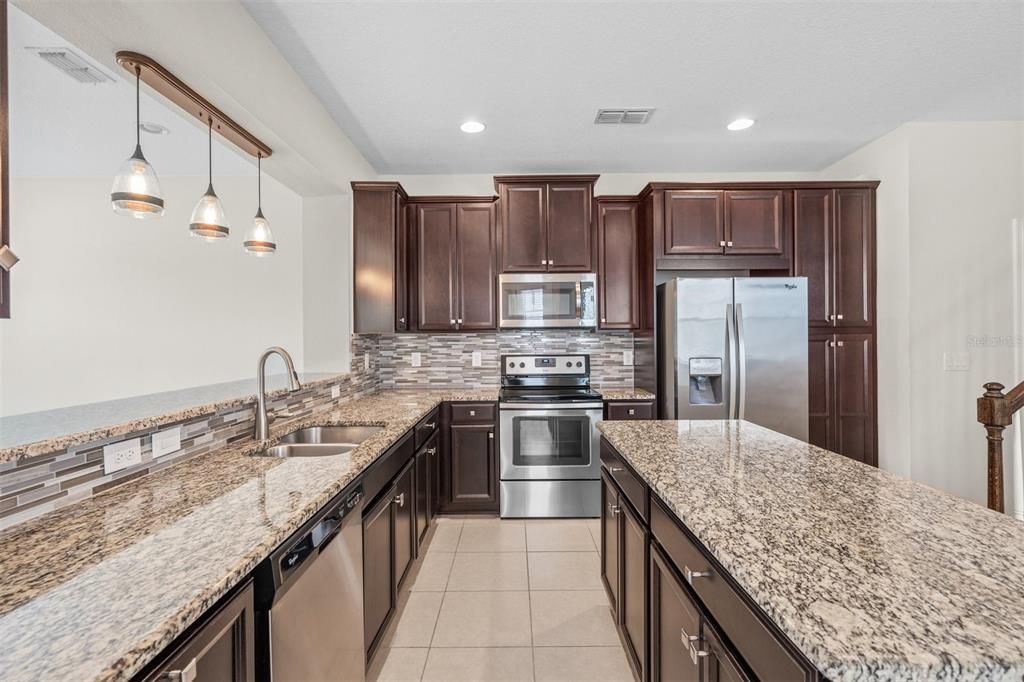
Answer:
[{"xmin": 499, "ymin": 354, "xmax": 602, "ymax": 518}]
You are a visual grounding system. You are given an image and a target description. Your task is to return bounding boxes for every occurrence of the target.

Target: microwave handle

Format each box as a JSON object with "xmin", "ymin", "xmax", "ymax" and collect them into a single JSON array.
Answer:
[{"xmin": 575, "ymin": 281, "xmax": 582, "ymax": 319}]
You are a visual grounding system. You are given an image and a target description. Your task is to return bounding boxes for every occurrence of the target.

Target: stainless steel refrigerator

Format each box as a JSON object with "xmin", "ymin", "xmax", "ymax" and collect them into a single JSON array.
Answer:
[{"xmin": 657, "ymin": 277, "xmax": 808, "ymax": 440}]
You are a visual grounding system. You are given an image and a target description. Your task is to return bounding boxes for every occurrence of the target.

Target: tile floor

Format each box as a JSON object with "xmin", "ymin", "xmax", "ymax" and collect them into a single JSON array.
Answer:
[{"xmin": 368, "ymin": 516, "xmax": 635, "ymax": 682}]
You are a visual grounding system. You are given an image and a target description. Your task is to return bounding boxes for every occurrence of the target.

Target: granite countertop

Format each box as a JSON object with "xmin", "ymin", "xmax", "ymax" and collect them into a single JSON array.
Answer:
[
  {"xmin": 0, "ymin": 388, "xmax": 496, "ymax": 682},
  {"xmin": 597, "ymin": 419, "xmax": 1024, "ymax": 681},
  {"xmin": 598, "ymin": 387, "xmax": 656, "ymax": 401}
]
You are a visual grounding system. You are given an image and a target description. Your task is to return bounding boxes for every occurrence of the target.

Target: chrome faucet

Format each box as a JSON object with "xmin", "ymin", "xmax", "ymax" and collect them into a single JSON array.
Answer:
[{"xmin": 255, "ymin": 346, "xmax": 302, "ymax": 442}]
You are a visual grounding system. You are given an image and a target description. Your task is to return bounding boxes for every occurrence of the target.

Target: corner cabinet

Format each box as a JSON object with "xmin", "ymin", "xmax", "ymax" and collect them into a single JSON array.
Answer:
[
  {"xmin": 409, "ymin": 198, "xmax": 497, "ymax": 332},
  {"xmin": 496, "ymin": 175, "xmax": 597, "ymax": 273},
  {"xmin": 352, "ymin": 182, "xmax": 410, "ymax": 333},
  {"xmin": 596, "ymin": 197, "xmax": 640, "ymax": 330}
]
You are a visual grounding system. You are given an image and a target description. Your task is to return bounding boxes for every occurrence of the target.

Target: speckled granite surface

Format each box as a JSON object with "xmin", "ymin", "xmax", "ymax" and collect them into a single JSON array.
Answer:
[
  {"xmin": 598, "ymin": 387, "xmax": 655, "ymax": 401},
  {"xmin": 0, "ymin": 388, "xmax": 496, "ymax": 682},
  {"xmin": 598, "ymin": 419, "xmax": 1024, "ymax": 681}
]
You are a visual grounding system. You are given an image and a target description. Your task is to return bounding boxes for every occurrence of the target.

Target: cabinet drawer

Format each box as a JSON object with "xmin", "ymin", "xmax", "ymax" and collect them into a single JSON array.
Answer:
[
  {"xmin": 605, "ymin": 401, "xmax": 654, "ymax": 420},
  {"xmin": 599, "ymin": 439, "xmax": 648, "ymax": 521},
  {"xmin": 414, "ymin": 407, "xmax": 440, "ymax": 449},
  {"xmin": 450, "ymin": 402, "xmax": 496, "ymax": 423},
  {"xmin": 650, "ymin": 498, "xmax": 811, "ymax": 682}
]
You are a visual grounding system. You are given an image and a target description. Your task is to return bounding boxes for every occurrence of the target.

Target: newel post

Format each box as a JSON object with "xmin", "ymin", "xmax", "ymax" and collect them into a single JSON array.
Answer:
[{"xmin": 977, "ymin": 382, "xmax": 1010, "ymax": 513}]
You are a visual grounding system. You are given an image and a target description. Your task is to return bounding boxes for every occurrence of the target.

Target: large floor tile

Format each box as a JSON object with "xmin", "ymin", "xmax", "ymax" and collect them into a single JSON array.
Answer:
[
  {"xmin": 427, "ymin": 523, "xmax": 463, "ymax": 553},
  {"xmin": 533, "ymin": 646, "xmax": 634, "ymax": 681},
  {"xmin": 527, "ymin": 551, "xmax": 603, "ymax": 590},
  {"xmin": 406, "ymin": 552, "xmax": 455, "ymax": 592},
  {"xmin": 458, "ymin": 522, "xmax": 527, "ymax": 552},
  {"xmin": 447, "ymin": 552, "xmax": 528, "ymax": 591},
  {"xmin": 587, "ymin": 519, "xmax": 602, "ymax": 554},
  {"xmin": 530, "ymin": 590, "xmax": 619, "ymax": 647},
  {"xmin": 526, "ymin": 521, "xmax": 597, "ymax": 552},
  {"xmin": 431, "ymin": 591, "xmax": 532, "ymax": 647},
  {"xmin": 421, "ymin": 647, "xmax": 534, "ymax": 682},
  {"xmin": 385, "ymin": 592, "xmax": 443, "ymax": 648},
  {"xmin": 368, "ymin": 647, "xmax": 429, "ymax": 682}
]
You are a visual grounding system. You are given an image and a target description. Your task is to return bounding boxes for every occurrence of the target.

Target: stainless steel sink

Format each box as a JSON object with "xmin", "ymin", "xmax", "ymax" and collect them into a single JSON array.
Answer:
[
  {"xmin": 279, "ymin": 426, "xmax": 384, "ymax": 445},
  {"xmin": 256, "ymin": 425, "xmax": 384, "ymax": 458}
]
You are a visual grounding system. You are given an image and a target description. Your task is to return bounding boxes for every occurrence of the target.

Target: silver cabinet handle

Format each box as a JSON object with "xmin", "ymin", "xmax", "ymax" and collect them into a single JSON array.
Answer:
[
  {"xmin": 398, "ymin": 316, "xmax": 406, "ymax": 324},
  {"xmin": 541, "ymin": 259, "xmax": 547, "ymax": 265},
  {"xmin": 684, "ymin": 565, "xmax": 712, "ymax": 584},
  {"xmin": 607, "ymin": 502, "xmax": 620, "ymax": 516},
  {"xmin": 719, "ymin": 240, "xmax": 726, "ymax": 247},
  {"xmin": 450, "ymin": 319, "xmax": 456, "ymax": 325},
  {"xmin": 469, "ymin": 410, "xmax": 476, "ymax": 416},
  {"xmin": 837, "ymin": 340, "xmax": 845, "ymax": 347},
  {"xmin": 609, "ymin": 466, "xmax": 624, "ymax": 473},
  {"xmin": 488, "ymin": 432, "xmax": 494, "ymax": 439},
  {"xmin": 394, "ymin": 493, "xmax": 405, "ymax": 507},
  {"xmin": 427, "ymin": 447, "xmax": 437, "ymax": 456},
  {"xmin": 628, "ymin": 408, "xmax": 635, "ymax": 415},
  {"xmin": 726, "ymin": 241, "xmax": 733, "ymax": 247},
  {"xmin": 0, "ymin": 245, "xmax": 19, "ymax": 272},
  {"xmin": 837, "ymin": 314, "xmax": 844, "ymax": 320},
  {"xmin": 425, "ymin": 422, "xmax": 437, "ymax": 430},
  {"xmin": 601, "ymin": 318, "xmax": 606, "ymax": 323},
  {"xmin": 162, "ymin": 658, "xmax": 197, "ymax": 682},
  {"xmin": 549, "ymin": 259, "xmax": 554, "ymax": 266},
  {"xmin": 680, "ymin": 626, "xmax": 708, "ymax": 664},
  {"xmin": 457, "ymin": 318, "xmax": 463, "ymax": 324}
]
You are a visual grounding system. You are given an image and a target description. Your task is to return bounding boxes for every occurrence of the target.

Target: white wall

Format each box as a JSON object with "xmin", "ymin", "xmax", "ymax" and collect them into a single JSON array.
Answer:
[
  {"xmin": 0, "ymin": 174, "xmax": 305, "ymax": 416},
  {"xmin": 823, "ymin": 121, "xmax": 1024, "ymax": 505},
  {"xmin": 302, "ymin": 194, "xmax": 352, "ymax": 374}
]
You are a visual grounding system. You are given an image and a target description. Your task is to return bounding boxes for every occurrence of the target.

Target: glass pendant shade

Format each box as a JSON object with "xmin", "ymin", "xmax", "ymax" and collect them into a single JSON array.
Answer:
[
  {"xmin": 244, "ymin": 209, "xmax": 276, "ymax": 256},
  {"xmin": 189, "ymin": 184, "xmax": 230, "ymax": 240},
  {"xmin": 111, "ymin": 146, "xmax": 164, "ymax": 218}
]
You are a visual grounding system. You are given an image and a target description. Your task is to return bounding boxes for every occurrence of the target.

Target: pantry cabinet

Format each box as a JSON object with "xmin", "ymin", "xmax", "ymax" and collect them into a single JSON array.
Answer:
[{"xmin": 808, "ymin": 331, "xmax": 876, "ymax": 465}]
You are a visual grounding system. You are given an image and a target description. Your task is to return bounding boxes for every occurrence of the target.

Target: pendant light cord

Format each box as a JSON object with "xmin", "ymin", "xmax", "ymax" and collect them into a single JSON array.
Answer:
[
  {"xmin": 257, "ymin": 153, "xmax": 262, "ymax": 210},
  {"xmin": 207, "ymin": 117, "xmax": 213, "ymax": 190},
  {"xmin": 135, "ymin": 66, "xmax": 141, "ymax": 149}
]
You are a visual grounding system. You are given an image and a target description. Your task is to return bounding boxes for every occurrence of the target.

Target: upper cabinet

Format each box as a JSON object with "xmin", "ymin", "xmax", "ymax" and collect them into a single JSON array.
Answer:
[
  {"xmin": 410, "ymin": 199, "xmax": 497, "ymax": 332},
  {"xmin": 794, "ymin": 187, "xmax": 875, "ymax": 329},
  {"xmin": 596, "ymin": 197, "xmax": 640, "ymax": 330},
  {"xmin": 496, "ymin": 175, "xmax": 597, "ymax": 273},
  {"xmin": 352, "ymin": 183, "xmax": 410, "ymax": 333}
]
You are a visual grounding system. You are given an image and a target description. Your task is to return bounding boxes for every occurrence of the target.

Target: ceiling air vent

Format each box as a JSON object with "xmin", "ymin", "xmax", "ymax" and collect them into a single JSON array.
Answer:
[
  {"xmin": 594, "ymin": 108, "xmax": 654, "ymax": 124},
  {"xmin": 29, "ymin": 47, "xmax": 114, "ymax": 84}
]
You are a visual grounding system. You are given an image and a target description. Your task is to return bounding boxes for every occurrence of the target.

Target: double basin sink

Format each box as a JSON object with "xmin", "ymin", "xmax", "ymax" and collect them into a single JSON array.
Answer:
[{"xmin": 260, "ymin": 425, "xmax": 384, "ymax": 458}]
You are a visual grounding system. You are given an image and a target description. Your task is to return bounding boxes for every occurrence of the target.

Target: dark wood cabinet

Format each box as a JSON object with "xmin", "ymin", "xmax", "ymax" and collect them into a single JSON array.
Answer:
[
  {"xmin": 597, "ymin": 198, "xmax": 640, "ymax": 329},
  {"xmin": 600, "ymin": 474, "xmax": 620, "ymax": 613},
  {"xmin": 394, "ymin": 461, "xmax": 416, "ymax": 588},
  {"xmin": 496, "ymin": 175, "xmax": 597, "ymax": 273},
  {"xmin": 724, "ymin": 190, "xmax": 786, "ymax": 255},
  {"xmin": 143, "ymin": 582, "xmax": 255, "ymax": 682},
  {"xmin": 794, "ymin": 189, "xmax": 833, "ymax": 327},
  {"xmin": 441, "ymin": 403, "xmax": 498, "ymax": 513},
  {"xmin": 605, "ymin": 400, "xmax": 655, "ymax": 420},
  {"xmin": 650, "ymin": 545, "xmax": 701, "ymax": 682},
  {"xmin": 620, "ymin": 497, "xmax": 647, "ymax": 681},
  {"xmin": 807, "ymin": 332, "xmax": 876, "ymax": 466},
  {"xmin": 352, "ymin": 182, "xmax": 410, "ymax": 333},
  {"xmin": 412, "ymin": 200, "xmax": 496, "ymax": 332},
  {"xmin": 415, "ymin": 430, "xmax": 439, "ymax": 547},
  {"xmin": 362, "ymin": 486, "xmax": 396, "ymax": 658},
  {"xmin": 663, "ymin": 190, "xmax": 724, "ymax": 255},
  {"xmin": 703, "ymin": 621, "xmax": 751, "ymax": 682}
]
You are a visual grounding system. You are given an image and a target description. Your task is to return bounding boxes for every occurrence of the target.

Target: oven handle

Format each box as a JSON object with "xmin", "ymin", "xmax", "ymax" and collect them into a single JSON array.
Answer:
[{"xmin": 499, "ymin": 402, "xmax": 604, "ymax": 411}]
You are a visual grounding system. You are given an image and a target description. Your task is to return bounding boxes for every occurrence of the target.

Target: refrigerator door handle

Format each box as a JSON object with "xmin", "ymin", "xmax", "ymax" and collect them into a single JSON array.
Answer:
[
  {"xmin": 736, "ymin": 302, "xmax": 748, "ymax": 421},
  {"xmin": 726, "ymin": 303, "xmax": 737, "ymax": 419}
]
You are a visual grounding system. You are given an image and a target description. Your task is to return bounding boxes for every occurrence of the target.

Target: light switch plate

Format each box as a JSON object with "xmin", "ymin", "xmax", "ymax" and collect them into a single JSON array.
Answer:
[
  {"xmin": 331, "ymin": 385, "xmax": 341, "ymax": 399},
  {"xmin": 472, "ymin": 351, "xmax": 482, "ymax": 367},
  {"xmin": 623, "ymin": 350, "xmax": 635, "ymax": 366},
  {"xmin": 152, "ymin": 427, "xmax": 181, "ymax": 458},
  {"xmin": 943, "ymin": 352, "xmax": 970, "ymax": 372},
  {"xmin": 104, "ymin": 438, "xmax": 142, "ymax": 474},
  {"xmin": 411, "ymin": 352, "xmax": 422, "ymax": 368}
]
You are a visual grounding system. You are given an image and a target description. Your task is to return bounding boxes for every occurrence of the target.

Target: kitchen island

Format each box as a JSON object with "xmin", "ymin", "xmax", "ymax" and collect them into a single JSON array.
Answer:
[{"xmin": 598, "ymin": 419, "xmax": 1024, "ymax": 681}]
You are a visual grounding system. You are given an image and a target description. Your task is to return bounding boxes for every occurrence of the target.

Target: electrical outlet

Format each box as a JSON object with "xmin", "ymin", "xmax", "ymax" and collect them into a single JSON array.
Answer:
[
  {"xmin": 363, "ymin": 353, "xmax": 370, "ymax": 371},
  {"xmin": 623, "ymin": 350, "xmax": 634, "ymax": 366},
  {"xmin": 472, "ymin": 351, "xmax": 482, "ymax": 367},
  {"xmin": 331, "ymin": 385, "xmax": 341, "ymax": 399},
  {"xmin": 104, "ymin": 438, "xmax": 142, "ymax": 474},
  {"xmin": 943, "ymin": 352, "xmax": 970, "ymax": 372},
  {"xmin": 152, "ymin": 427, "xmax": 181, "ymax": 458},
  {"xmin": 411, "ymin": 352, "xmax": 422, "ymax": 368}
]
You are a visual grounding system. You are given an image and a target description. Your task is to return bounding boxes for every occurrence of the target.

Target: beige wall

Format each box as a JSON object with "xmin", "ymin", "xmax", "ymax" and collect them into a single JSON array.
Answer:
[{"xmin": 302, "ymin": 194, "xmax": 352, "ymax": 374}]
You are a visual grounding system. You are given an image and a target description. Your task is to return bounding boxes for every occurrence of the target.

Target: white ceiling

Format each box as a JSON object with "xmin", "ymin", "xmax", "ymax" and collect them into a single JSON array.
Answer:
[{"xmin": 244, "ymin": 0, "xmax": 1024, "ymax": 174}]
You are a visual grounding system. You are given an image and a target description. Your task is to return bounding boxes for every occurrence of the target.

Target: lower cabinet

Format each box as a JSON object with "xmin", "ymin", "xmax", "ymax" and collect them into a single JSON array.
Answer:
[
  {"xmin": 605, "ymin": 400, "xmax": 656, "ymax": 421},
  {"xmin": 415, "ymin": 430, "xmax": 439, "ymax": 547},
  {"xmin": 394, "ymin": 461, "xmax": 416, "ymax": 587},
  {"xmin": 441, "ymin": 403, "xmax": 498, "ymax": 513},
  {"xmin": 600, "ymin": 475, "xmax": 620, "ymax": 614},
  {"xmin": 602, "ymin": 472, "xmax": 646, "ymax": 681},
  {"xmin": 650, "ymin": 545, "xmax": 701, "ymax": 682},
  {"xmin": 362, "ymin": 482, "xmax": 397, "ymax": 659},
  {"xmin": 703, "ymin": 621, "xmax": 751, "ymax": 682},
  {"xmin": 808, "ymin": 331, "xmax": 876, "ymax": 465},
  {"xmin": 143, "ymin": 581, "xmax": 255, "ymax": 682}
]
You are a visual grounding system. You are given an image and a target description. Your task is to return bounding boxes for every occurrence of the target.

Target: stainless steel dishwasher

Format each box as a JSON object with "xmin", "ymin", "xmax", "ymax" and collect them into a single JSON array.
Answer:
[{"xmin": 262, "ymin": 485, "xmax": 365, "ymax": 682}]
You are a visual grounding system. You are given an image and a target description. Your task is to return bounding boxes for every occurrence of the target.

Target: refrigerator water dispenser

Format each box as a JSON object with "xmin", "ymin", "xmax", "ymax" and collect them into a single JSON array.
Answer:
[{"xmin": 688, "ymin": 358, "xmax": 723, "ymax": 405}]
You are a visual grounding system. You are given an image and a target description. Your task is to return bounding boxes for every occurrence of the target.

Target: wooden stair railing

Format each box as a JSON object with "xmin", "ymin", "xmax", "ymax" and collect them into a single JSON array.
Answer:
[{"xmin": 977, "ymin": 381, "xmax": 1024, "ymax": 512}]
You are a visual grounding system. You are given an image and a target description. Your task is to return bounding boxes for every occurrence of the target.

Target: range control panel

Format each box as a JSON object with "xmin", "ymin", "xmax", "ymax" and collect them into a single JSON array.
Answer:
[{"xmin": 501, "ymin": 354, "xmax": 589, "ymax": 376}]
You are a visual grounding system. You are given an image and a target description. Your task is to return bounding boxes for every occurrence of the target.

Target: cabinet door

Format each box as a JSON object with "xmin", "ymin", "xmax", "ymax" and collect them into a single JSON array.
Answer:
[
  {"xmin": 600, "ymin": 474, "xmax": 620, "ymax": 615},
  {"xmin": 663, "ymin": 190, "xmax": 725, "ymax": 255},
  {"xmin": 363, "ymin": 487, "xmax": 396, "ymax": 656},
  {"xmin": 415, "ymin": 446, "xmax": 430, "ymax": 548},
  {"xmin": 456, "ymin": 203, "xmax": 497, "ymax": 330},
  {"xmin": 449, "ymin": 423, "xmax": 497, "ymax": 510},
  {"xmin": 834, "ymin": 188, "xmax": 874, "ymax": 328},
  {"xmin": 702, "ymin": 620, "xmax": 751, "ymax": 682},
  {"xmin": 834, "ymin": 333, "xmax": 875, "ymax": 465},
  {"xmin": 415, "ymin": 203, "xmax": 457, "ymax": 331},
  {"xmin": 620, "ymin": 499, "xmax": 647, "ymax": 681},
  {"xmin": 794, "ymin": 189, "xmax": 833, "ymax": 327},
  {"xmin": 597, "ymin": 201, "xmax": 639, "ymax": 329},
  {"xmin": 394, "ymin": 461, "xmax": 416, "ymax": 588},
  {"xmin": 395, "ymin": 196, "xmax": 410, "ymax": 331},
  {"xmin": 145, "ymin": 582, "xmax": 255, "ymax": 682},
  {"xmin": 605, "ymin": 401, "xmax": 655, "ymax": 420},
  {"xmin": 649, "ymin": 546, "xmax": 701, "ymax": 682},
  {"xmin": 807, "ymin": 331, "xmax": 834, "ymax": 451},
  {"xmin": 546, "ymin": 183, "xmax": 593, "ymax": 271},
  {"xmin": 500, "ymin": 184, "xmax": 547, "ymax": 272},
  {"xmin": 724, "ymin": 190, "xmax": 786, "ymax": 255}
]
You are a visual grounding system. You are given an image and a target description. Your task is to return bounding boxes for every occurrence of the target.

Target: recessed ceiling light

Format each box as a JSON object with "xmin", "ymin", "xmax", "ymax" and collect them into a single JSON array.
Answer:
[
  {"xmin": 727, "ymin": 118, "xmax": 755, "ymax": 131},
  {"xmin": 460, "ymin": 120, "xmax": 486, "ymax": 134},
  {"xmin": 139, "ymin": 121, "xmax": 170, "ymax": 135}
]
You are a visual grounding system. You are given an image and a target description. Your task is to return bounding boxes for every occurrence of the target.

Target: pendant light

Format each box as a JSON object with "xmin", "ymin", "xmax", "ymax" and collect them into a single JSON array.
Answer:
[
  {"xmin": 244, "ymin": 154, "xmax": 276, "ymax": 256},
  {"xmin": 110, "ymin": 66, "xmax": 164, "ymax": 218},
  {"xmin": 189, "ymin": 118, "xmax": 230, "ymax": 240}
]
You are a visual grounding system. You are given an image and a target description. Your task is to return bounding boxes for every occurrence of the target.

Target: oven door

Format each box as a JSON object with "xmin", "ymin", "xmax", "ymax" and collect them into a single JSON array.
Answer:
[
  {"xmin": 499, "ymin": 403, "xmax": 603, "ymax": 480},
  {"xmin": 498, "ymin": 273, "xmax": 597, "ymax": 328}
]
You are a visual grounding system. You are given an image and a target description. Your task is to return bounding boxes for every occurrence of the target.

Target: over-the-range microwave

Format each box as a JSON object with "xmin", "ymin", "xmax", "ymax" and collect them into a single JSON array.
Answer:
[{"xmin": 497, "ymin": 273, "xmax": 597, "ymax": 329}]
